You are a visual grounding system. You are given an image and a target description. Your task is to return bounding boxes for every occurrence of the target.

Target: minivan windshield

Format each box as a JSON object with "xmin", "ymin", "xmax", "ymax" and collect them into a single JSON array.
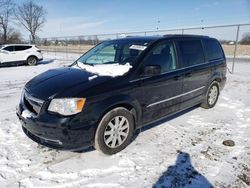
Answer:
[{"xmin": 76, "ymin": 40, "xmax": 149, "ymax": 66}]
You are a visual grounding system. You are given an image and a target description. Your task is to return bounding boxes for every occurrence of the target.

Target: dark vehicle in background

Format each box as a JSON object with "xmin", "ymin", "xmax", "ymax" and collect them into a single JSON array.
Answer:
[
  {"xmin": 0, "ymin": 44, "xmax": 43, "ymax": 67},
  {"xmin": 16, "ymin": 35, "xmax": 226, "ymax": 155}
]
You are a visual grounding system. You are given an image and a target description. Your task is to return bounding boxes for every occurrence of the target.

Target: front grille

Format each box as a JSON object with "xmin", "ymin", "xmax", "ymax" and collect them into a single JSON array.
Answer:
[{"xmin": 23, "ymin": 91, "xmax": 44, "ymax": 115}]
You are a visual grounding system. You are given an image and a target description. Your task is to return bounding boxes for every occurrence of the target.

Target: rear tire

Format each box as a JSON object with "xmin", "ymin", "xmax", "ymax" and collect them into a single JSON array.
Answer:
[
  {"xmin": 201, "ymin": 81, "xmax": 220, "ymax": 109},
  {"xmin": 94, "ymin": 107, "xmax": 134, "ymax": 155},
  {"xmin": 27, "ymin": 56, "xmax": 38, "ymax": 66}
]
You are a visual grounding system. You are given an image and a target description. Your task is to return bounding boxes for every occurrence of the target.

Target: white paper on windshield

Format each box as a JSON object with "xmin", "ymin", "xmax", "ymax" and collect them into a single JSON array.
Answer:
[{"xmin": 129, "ymin": 45, "xmax": 147, "ymax": 51}]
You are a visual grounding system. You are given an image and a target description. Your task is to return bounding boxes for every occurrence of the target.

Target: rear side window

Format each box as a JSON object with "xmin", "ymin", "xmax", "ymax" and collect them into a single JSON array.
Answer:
[
  {"xmin": 178, "ymin": 40, "xmax": 205, "ymax": 67},
  {"xmin": 3, "ymin": 46, "xmax": 14, "ymax": 52},
  {"xmin": 14, "ymin": 46, "xmax": 31, "ymax": 51},
  {"xmin": 204, "ymin": 39, "xmax": 224, "ymax": 61}
]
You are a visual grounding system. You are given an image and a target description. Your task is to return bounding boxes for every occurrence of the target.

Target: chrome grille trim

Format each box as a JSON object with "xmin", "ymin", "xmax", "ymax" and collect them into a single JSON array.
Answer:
[
  {"xmin": 23, "ymin": 91, "xmax": 44, "ymax": 114},
  {"xmin": 24, "ymin": 91, "xmax": 44, "ymax": 105}
]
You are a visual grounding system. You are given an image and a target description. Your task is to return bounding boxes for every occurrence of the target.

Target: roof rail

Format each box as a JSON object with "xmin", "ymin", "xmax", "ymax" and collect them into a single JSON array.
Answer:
[{"xmin": 163, "ymin": 34, "xmax": 210, "ymax": 38}]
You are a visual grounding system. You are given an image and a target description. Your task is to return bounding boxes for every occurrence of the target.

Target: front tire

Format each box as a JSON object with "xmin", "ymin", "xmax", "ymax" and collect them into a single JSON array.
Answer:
[
  {"xmin": 201, "ymin": 81, "xmax": 220, "ymax": 109},
  {"xmin": 94, "ymin": 107, "xmax": 134, "ymax": 155},
  {"xmin": 27, "ymin": 56, "xmax": 38, "ymax": 66}
]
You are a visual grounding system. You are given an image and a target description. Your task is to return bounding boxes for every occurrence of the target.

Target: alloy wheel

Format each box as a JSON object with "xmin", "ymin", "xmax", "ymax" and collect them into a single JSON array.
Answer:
[
  {"xmin": 28, "ymin": 57, "xmax": 37, "ymax": 65},
  {"xmin": 208, "ymin": 85, "xmax": 218, "ymax": 105},
  {"xmin": 104, "ymin": 116, "xmax": 129, "ymax": 148}
]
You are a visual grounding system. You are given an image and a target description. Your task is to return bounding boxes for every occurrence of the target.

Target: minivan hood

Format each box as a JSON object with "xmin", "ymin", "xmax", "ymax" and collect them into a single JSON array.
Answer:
[{"xmin": 25, "ymin": 67, "xmax": 103, "ymax": 99}]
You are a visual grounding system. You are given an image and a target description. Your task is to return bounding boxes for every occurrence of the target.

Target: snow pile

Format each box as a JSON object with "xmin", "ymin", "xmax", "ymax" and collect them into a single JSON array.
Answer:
[
  {"xmin": 73, "ymin": 62, "xmax": 132, "ymax": 77},
  {"xmin": 21, "ymin": 109, "xmax": 34, "ymax": 119},
  {"xmin": 88, "ymin": 75, "xmax": 98, "ymax": 81}
]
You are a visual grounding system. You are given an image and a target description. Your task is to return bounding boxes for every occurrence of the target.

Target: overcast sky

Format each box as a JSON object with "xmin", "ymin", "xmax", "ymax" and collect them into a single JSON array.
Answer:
[{"xmin": 16, "ymin": 0, "xmax": 250, "ymax": 40}]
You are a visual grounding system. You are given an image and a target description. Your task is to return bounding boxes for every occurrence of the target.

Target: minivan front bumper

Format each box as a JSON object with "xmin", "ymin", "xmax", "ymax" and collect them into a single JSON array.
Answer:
[{"xmin": 16, "ymin": 103, "xmax": 97, "ymax": 151}]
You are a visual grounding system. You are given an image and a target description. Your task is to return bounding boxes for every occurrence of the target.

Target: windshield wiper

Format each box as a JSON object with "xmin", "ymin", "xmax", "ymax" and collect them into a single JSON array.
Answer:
[
  {"xmin": 77, "ymin": 61, "xmax": 94, "ymax": 67},
  {"xmin": 101, "ymin": 61, "xmax": 119, "ymax": 64}
]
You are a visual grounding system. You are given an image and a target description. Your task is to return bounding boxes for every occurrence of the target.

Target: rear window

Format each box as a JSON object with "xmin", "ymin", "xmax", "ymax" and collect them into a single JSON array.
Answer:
[
  {"xmin": 14, "ymin": 45, "xmax": 32, "ymax": 51},
  {"xmin": 204, "ymin": 39, "xmax": 224, "ymax": 61},
  {"xmin": 178, "ymin": 40, "xmax": 205, "ymax": 67}
]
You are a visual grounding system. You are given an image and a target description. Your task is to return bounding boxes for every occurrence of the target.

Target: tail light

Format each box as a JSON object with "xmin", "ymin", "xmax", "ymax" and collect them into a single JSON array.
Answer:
[{"xmin": 35, "ymin": 46, "xmax": 41, "ymax": 53}]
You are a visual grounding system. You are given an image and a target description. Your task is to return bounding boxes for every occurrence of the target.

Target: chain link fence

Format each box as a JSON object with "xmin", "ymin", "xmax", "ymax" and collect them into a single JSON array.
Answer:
[{"xmin": 37, "ymin": 23, "xmax": 250, "ymax": 73}]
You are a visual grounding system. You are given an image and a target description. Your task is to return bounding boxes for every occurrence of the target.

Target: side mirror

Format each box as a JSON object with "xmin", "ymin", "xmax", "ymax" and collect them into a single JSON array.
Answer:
[{"xmin": 142, "ymin": 65, "xmax": 161, "ymax": 77}]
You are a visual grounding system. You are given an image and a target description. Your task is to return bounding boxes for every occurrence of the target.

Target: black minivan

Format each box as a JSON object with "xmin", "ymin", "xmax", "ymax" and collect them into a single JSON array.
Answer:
[{"xmin": 16, "ymin": 35, "xmax": 226, "ymax": 155}]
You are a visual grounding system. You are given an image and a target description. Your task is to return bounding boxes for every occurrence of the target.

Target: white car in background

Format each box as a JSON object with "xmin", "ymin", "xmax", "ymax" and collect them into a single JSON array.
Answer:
[{"xmin": 0, "ymin": 44, "xmax": 43, "ymax": 67}]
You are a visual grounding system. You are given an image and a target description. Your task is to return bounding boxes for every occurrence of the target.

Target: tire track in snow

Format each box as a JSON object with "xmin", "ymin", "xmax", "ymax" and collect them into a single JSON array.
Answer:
[{"xmin": 3, "ymin": 152, "xmax": 79, "ymax": 187}]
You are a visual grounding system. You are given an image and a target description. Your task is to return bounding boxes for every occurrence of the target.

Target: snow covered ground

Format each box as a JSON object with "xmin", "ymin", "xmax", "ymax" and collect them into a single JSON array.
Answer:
[{"xmin": 0, "ymin": 53, "xmax": 249, "ymax": 188}]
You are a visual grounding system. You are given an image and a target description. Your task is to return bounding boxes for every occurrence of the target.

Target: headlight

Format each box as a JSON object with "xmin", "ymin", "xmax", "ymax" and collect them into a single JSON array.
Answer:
[{"xmin": 48, "ymin": 98, "xmax": 86, "ymax": 116}]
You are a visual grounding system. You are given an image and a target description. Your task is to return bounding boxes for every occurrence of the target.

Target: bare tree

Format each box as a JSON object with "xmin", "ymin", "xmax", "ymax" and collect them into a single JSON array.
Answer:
[
  {"xmin": 0, "ymin": 0, "xmax": 15, "ymax": 43},
  {"xmin": 15, "ymin": 1, "xmax": 46, "ymax": 44},
  {"xmin": 241, "ymin": 32, "xmax": 250, "ymax": 45},
  {"xmin": 7, "ymin": 28, "xmax": 22, "ymax": 43}
]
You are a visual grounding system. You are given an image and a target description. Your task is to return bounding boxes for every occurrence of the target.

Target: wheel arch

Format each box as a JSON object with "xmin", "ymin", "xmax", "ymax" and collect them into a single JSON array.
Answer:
[
  {"xmin": 94, "ymin": 95, "xmax": 142, "ymax": 132},
  {"xmin": 26, "ymin": 55, "xmax": 38, "ymax": 61},
  {"xmin": 207, "ymin": 72, "xmax": 222, "ymax": 89}
]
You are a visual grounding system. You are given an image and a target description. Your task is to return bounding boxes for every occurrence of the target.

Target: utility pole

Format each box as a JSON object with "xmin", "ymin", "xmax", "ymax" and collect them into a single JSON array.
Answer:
[{"xmin": 156, "ymin": 20, "xmax": 160, "ymax": 31}]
